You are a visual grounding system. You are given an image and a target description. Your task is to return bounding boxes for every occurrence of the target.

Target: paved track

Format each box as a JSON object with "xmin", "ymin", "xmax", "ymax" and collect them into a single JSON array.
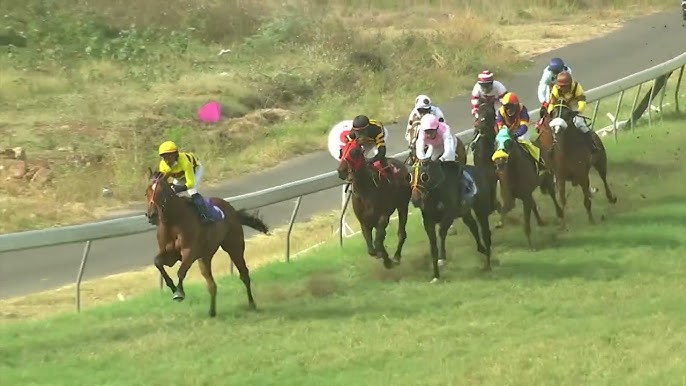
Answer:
[{"xmin": 1, "ymin": 12, "xmax": 684, "ymax": 299}]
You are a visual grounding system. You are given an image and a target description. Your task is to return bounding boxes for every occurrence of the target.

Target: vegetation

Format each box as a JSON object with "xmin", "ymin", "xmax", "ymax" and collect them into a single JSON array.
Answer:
[
  {"xmin": 0, "ymin": 0, "xmax": 674, "ymax": 232},
  {"xmin": 2, "ymin": 111, "xmax": 685, "ymax": 384}
]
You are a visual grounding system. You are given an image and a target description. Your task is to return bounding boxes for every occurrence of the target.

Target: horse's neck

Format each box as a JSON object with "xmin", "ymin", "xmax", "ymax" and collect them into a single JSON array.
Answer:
[
  {"xmin": 351, "ymin": 167, "xmax": 377, "ymax": 195},
  {"xmin": 159, "ymin": 196, "xmax": 193, "ymax": 225}
]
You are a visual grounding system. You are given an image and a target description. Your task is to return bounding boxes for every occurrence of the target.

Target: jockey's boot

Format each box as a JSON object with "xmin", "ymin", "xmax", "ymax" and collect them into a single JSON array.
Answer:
[{"xmin": 191, "ymin": 193, "xmax": 215, "ymax": 224}]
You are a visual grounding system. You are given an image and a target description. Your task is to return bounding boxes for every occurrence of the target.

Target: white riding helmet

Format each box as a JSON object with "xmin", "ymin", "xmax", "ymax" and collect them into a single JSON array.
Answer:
[{"xmin": 415, "ymin": 94, "xmax": 432, "ymax": 109}]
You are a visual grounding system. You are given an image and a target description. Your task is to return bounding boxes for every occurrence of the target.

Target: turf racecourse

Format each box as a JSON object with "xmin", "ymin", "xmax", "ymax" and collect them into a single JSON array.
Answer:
[{"xmin": 2, "ymin": 116, "xmax": 686, "ymax": 385}]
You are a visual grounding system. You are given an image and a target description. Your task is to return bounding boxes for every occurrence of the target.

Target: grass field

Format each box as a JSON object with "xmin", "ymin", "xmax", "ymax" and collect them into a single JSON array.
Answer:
[
  {"xmin": 0, "ymin": 0, "xmax": 674, "ymax": 232},
  {"xmin": 2, "ymin": 111, "xmax": 685, "ymax": 384}
]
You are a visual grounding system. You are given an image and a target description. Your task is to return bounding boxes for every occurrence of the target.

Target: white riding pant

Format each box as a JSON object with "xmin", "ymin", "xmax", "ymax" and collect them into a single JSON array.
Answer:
[
  {"xmin": 573, "ymin": 115, "xmax": 590, "ymax": 133},
  {"xmin": 517, "ymin": 129, "xmax": 533, "ymax": 142},
  {"xmin": 172, "ymin": 164, "xmax": 203, "ymax": 197}
]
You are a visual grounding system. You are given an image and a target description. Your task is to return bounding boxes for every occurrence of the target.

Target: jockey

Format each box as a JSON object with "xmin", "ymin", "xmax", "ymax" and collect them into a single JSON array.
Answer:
[
  {"xmin": 496, "ymin": 92, "xmax": 545, "ymax": 168},
  {"xmin": 470, "ymin": 70, "xmax": 508, "ymax": 120},
  {"xmin": 346, "ymin": 115, "xmax": 390, "ymax": 170},
  {"xmin": 537, "ymin": 57, "xmax": 573, "ymax": 117},
  {"xmin": 547, "ymin": 71, "xmax": 598, "ymax": 152},
  {"xmin": 405, "ymin": 94, "xmax": 445, "ymax": 145},
  {"xmin": 157, "ymin": 140, "xmax": 214, "ymax": 224},
  {"xmin": 415, "ymin": 114, "xmax": 476, "ymax": 206}
]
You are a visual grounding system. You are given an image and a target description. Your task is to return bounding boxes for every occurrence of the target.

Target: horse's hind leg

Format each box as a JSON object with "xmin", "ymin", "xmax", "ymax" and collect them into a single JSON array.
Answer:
[
  {"xmin": 475, "ymin": 208, "xmax": 494, "ymax": 269},
  {"xmin": 361, "ymin": 224, "xmax": 377, "ymax": 258},
  {"xmin": 422, "ymin": 215, "xmax": 440, "ymax": 283},
  {"xmin": 593, "ymin": 149, "xmax": 618, "ymax": 204},
  {"xmin": 522, "ymin": 196, "xmax": 535, "ymax": 251},
  {"xmin": 462, "ymin": 212, "xmax": 488, "ymax": 260},
  {"xmin": 392, "ymin": 203, "xmax": 409, "ymax": 264},
  {"xmin": 531, "ymin": 199, "xmax": 546, "ymax": 227},
  {"xmin": 374, "ymin": 215, "xmax": 394, "ymax": 269},
  {"xmin": 580, "ymin": 175, "xmax": 595, "ymax": 224},
  {"xmin": 438, "ymin": 218, "xmax": 453, "ymax": 267},
  {"xmin": 221, "ymin": 239, "xmax": 256, "ymax": 310},
  {"xmin": 197, "ymin": 257, "xmax": 217, "ymax": 317}
]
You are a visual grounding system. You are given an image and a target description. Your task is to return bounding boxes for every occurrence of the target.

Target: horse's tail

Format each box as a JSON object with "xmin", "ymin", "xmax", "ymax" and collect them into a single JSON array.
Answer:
[{"xmin": 236, "ymin": 209, "xmax": 270, "ymax": 235}]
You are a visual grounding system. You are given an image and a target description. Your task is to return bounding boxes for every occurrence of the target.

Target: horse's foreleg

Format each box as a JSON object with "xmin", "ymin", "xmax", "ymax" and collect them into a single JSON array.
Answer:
[
  {"xmin": 154, "ymin": 252, "xmax": 178, "ymax": 294},
  {"xmin": 422, "ymin": 215, "xmax": 440, "ymax": 283},
  {"xmin": 197, "ymin": 257, "xmax": 217, "ymax": 317},
  {"xmin": 392, "ymin": 203, "xmax": 409, "ymax": 264},
  {"xmin": 531, "ymin": 198, "xmax": 546, "ymax": 227},
  {"xmin": 475, "ymin": 208, "xmax": 494, "ymax": 269},
  {"xmin": 522, "ymin": 196, "xmax": 535, "ymax": 251},
  {"xmin": 438, "ymin": 218, "xmax": 452, "ymax": 268},
  {"xmin": 374, "ymin": 215, "xmax": 393, "ymax": 269},
  {"xmin": 360, "ymin": 223, "xmax": 376, "ymax": 257},
  {"xmin": 173, "ymin": 248, "xmax": 194, "ymax": 301},
  {"xmin": 461, "ymin": 212, "xmax": 489, "ymax": 263},
  {"xmin": 580, "ymin": 175, "xmax": 595, "ymax": 224}
]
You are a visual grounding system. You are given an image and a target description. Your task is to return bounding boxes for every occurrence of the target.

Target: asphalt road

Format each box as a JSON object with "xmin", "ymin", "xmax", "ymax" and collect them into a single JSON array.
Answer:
[{"xmin": 1, "ymin": 12, "xmax": 684, "ymax": 299}]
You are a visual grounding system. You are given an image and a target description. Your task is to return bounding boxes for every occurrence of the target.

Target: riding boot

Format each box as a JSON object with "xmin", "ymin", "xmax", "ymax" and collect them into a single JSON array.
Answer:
[{"xmin": 191, "ymin": 193, "xmax": 215, "ymax": 224}]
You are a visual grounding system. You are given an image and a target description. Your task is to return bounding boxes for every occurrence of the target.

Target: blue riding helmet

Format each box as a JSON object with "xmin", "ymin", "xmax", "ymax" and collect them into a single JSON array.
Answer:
[{"xmin": 549, "ymin": 57, "xmax": 565, "ymax": 74}]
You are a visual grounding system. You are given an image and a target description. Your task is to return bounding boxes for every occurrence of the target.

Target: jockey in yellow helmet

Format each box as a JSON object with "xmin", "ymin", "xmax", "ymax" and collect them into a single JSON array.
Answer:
[{"xmin": 157, "ymin": 141, "xmax": 214, "ymax": 224}]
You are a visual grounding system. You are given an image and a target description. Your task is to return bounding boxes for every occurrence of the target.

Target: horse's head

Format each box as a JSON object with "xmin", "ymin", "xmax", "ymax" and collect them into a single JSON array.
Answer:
[
  {"xmin": 548, "ymin": 103, "xmax": 576, "ymax": 139},
  {"xmin": 336, "ymin": 139, "xmax": 367, "ymax": 182},
  {"xmin": 145, "ymin": 167, "xmax": 175, "ymax": 225},
  {"xmin": 491, "ymin": 136, "xmax": 516, "ymax": 175},
  {"xmin": 408, "ymin": 146, "xmax": 444, "ymax": 206},
  {"xmin": 474, "ymin": 101, "xmax": 497, "ymax": 136}
]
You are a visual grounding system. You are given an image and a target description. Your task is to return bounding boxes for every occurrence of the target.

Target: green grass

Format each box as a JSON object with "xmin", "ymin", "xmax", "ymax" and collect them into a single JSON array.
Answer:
[
  {"xmin": 2, "ymin": 113, "xmax": 686, "ymax": 384},
  {"xmin": 0, "ymin": 0, "xmax": 675, "ymax": 232}
]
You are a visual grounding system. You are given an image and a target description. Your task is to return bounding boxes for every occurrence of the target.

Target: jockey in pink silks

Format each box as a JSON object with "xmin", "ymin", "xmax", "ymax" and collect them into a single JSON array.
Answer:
[{"xmin": 415, "ymin": 114, "xmax": 477, "ymax": 204}]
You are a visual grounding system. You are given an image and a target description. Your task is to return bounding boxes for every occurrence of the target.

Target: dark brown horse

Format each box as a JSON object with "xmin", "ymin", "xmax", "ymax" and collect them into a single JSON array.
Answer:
[
  {"xmin": 145, "ymin": 168, "xmax": 270, "ymax": 317},
  {"xmin": 538, "ymin": 103, "xmax": 617, "ymax": 228},
  {"xmin": 491, "ymin": 136, "xmax": 558, "ymax": 251},
  {"xmin": 472, "ymin": 101, "xmax": 505, "ymax": 227},
  {"xmin": 410, "ymin": 150, "xmax": 493, "ymax": 282},
  {"xmin": 336, "ymin": 140, "xmax": 410, "ymax": 268}
]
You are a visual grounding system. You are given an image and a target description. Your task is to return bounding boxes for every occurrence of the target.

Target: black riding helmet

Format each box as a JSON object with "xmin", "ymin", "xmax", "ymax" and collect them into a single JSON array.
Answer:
[{"xmin": 352, "ymin": 115, "xmax": 370, "ymax": 129}]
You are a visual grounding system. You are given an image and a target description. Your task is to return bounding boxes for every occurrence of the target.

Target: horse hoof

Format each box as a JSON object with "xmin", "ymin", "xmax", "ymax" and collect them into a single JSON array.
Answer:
[
  {"xmin": 437, "ymin": 259, "xmax": 447, "ymax": 268},
  {"xmin": 538, "ymin": 220, "xmax": 547, "ymax": 227},
  {"xmin": 491, "ymin": 258, "xmax": 501, "ymax": 267},
  {"xmin": 392, "ymin": 256, "xmax": 401, "ymax": 265},
  {"xmin": 367, "ymin": 250, "xmax": 377, "ymax": 258},
  {"xmin": 249, "ymin": 302, "xmax": 257, "ymax": 311},
  {"xmin": 609, "ymin": 196, "xmax": 618, "ymax": 204},
  {"xmin": 209, "ymin": 309, "xmax": 217, "ymax": 317},
  {"xmin": 494, "ymin": 221, "xmax": 504, "ymax": 229},
  {"xmin": 172, "ymin": 292, "xmax": 185, "ymax": 302},
  {"xmin": 482, "ymin": 265, "xmax": 492, "ymax": 272},
  {"xmin": 429, "ymin": 277, "xmax": 439, "ymax": 284},
  {"xmin": 383, "ymin": 260, "xmax": 394, "ymax": 269}
]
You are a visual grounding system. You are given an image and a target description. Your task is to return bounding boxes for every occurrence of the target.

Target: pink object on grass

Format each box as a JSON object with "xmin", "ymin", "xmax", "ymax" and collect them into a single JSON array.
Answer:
[{"xmin": 197, "ymin": 101, "xmax": 222, "ymax": 123}]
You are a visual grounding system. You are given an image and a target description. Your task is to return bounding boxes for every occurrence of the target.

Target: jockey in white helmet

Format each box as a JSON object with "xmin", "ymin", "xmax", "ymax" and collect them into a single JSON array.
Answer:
[{"xmin": 405, "ymin": 94, "xmax": 445, "ymax": 146}]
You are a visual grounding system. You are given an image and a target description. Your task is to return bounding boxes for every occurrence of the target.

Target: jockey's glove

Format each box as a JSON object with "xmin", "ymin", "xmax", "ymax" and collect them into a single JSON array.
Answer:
[{"xmin": 171, "ymin": 184, "xmax": 188, "ymax": 193}]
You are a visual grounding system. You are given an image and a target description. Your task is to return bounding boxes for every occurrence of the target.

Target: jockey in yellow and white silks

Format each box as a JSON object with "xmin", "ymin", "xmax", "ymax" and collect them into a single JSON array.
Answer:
[
  {"xmin": 405, "ymin": 94, "xmax": 445, "ymax": 146},
  {"xmin": 470, "ymin": 70, "xmax": 508, "ymax": 120},
  {"xmin": 158, "ymin": 140, "xmax": 215, "ymax": 224}
]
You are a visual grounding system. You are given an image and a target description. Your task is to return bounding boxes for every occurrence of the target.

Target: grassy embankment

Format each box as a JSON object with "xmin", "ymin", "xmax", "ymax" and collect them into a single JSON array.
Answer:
[
  {"xmin": 1, "ymin": 104, "xmax": 685, "ymax": 382},
  {"xmin": 0, "ymin": 0, "xmax": 674, "ymax": 232},
  {"xmin": 1, "ymin": 80, "xmax": 683, "ymax": 319}
]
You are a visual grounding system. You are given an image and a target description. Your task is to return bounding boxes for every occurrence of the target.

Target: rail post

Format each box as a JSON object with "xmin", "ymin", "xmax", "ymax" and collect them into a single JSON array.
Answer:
[
  {"xmin": 629, "ymin": 82, "xmax": 642, "ymax": 132},
  {"xmin": 75, "ymin": 240, "xmax": 92, "ymax": 312},
  {"xmin": 675, "ymin": 64, "xmax": 684, "ymax": 113},
  {"xmin": 285, "ymin": 196, "xmax": 303, "ymax": 263},
  {"xmin": 613, "ymin": 90, "xmax": 624, "ymax": 143},
  {"xmin": 338, "ymin": 184, "xmax": 353, "ymax": 246},
  {"xmin": 591, "ymin": 100, "xmax": 600, "ymax": 127},
  {"xmin": 658, "ymin": 73, "xmax": 668, "ymax": 122},
  {"xmin": 647, "ymin": 78, "xmax": 657, "ymax": 127}
]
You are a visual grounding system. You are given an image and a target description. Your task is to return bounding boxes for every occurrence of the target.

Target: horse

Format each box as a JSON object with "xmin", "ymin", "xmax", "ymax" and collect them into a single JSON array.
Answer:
[
  {"xmin": 472, "ymin": 101, "xmax": 505, "ymax": 227},
  {"xmin": 145, "ymin": 168, "xmax": 270, "ymax": 317},
  {"xmin": 410, "ymin": 146, "xmax": 493, "ymax": 282},
  {"xmin": 336, "ymin": 139, "xmax": 411, "ymax": 269},
  {"xmin": 491, "ymin": 134, "xmax": 557, "ymax": 251},
  {"xmin": 538, "ymin": 103, "xmax": 617, "ymax": 228}
]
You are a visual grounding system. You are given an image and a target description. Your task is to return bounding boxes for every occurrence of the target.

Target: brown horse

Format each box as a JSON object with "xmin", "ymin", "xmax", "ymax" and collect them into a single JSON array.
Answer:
[
  {"xmin": 491, "ymin": 136, "xmax": 557, "ymax": 251},
  {"xmin": 336, "ymin": 139, "xmax": 410, "ymax": 269},
  {"xmin": 145, "ymin": 168, "xmax": 270, "ymax": 317},
  {"xmin": 537, "ymin": 104, "xmax": 617, "ymax": 228}
]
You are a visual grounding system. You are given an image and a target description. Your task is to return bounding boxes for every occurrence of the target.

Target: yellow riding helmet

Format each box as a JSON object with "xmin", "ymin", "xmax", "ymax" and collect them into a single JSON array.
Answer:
[{"xmin": 158, "ymin": 141, "xmax": 178, "ymax": 155}]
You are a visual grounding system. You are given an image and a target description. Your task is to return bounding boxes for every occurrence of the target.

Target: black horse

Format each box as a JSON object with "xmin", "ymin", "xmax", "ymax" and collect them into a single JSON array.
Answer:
[
  {"xmin": 409, "ymin": 150, "xmax": 493, "ymax": 282},
  {"xmin": 472, "ymin": 101, "xmax": 505, "ymax": 227}
]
